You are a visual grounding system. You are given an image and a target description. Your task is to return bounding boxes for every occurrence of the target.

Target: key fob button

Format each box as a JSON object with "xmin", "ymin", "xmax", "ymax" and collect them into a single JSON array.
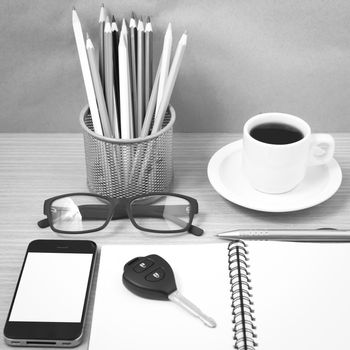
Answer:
[
  {"xmin": 133, "ymin": 259, "xmax": 154, "ymax": 273},
  {"xmin": 146, "ymin": 268, "xmax": 165, "ymax": 282}
]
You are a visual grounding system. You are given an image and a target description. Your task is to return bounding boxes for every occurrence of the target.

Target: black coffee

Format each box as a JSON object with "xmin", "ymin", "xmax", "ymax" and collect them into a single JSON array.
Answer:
[{"xmin": 250, "ymin": 123, "xmax": 304, "ymax": 145}]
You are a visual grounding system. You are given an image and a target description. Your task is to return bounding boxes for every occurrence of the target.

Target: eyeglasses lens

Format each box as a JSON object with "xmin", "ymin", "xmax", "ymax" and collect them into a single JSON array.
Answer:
[
  {"xmin": 130, "ymin": 195, "xmax": 191, "ymax": 232},
  {"xmin": 50, "ymin": 195, "xmax": 110, "ymax": 232}
]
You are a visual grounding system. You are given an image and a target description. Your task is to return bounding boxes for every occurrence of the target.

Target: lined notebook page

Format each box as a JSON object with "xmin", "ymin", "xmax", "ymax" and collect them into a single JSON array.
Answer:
[
  {"xmin": 248, "ymin": 241, "xmax": 350, "ymax": 350},
  {"xmin": 89, "ymin": 243, "xmax": 233, "ymax": 350}
]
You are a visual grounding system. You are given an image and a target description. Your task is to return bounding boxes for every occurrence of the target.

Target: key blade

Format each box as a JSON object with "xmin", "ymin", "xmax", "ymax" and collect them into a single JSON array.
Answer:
[{"xmin": 168, "ymin": 290, "xmax": 217, "ymax": 328}]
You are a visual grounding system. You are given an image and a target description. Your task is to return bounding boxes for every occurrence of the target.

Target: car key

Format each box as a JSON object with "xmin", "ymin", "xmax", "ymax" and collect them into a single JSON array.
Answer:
[{"xmin": 122, "ymin": 254, "xmax": 217, "ymax": 328}]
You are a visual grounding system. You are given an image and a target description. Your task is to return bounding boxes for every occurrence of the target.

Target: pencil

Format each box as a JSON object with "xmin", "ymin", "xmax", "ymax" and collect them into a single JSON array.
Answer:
[
  {"xmin": 129, "ymin": 12, "xmax": 138, "ymax": 129},
  {"xmin": 136, "ymin": 18, "xmax": 145, "ymax": 137},
  {"xmin": 98, "ymin": 4, "xmax": 106, "ymax": 88},
  {"xmin": 104, "ymin": 17, "xmax": 115, "ymax": 134},
  {"xmin": 119, "ymin": 19, "xmax": 134, "ymax": 139},
  {"xmin": 86, "ymin": 34, "xmax": 113, "ymax": 138},
  {"xmin": 156, "ymin": 23, "xmax": 172, "ymax": 115},
  {"xmin": 131, "ymin": 54, "xmax": 162, "ymax": 185},
  {"xmin": 152, "ymin": 31, "xmax": 187, "ymax": 134},
  {"xmin": 111, "ymin": 92, "xmax": 119, "ymax": 138},
  {"xmin": 72, "ymin": 8, "xmax": 103, "ymax": 135},
  {"xmin": 111, "ymin": 16, "xmax": 121, "ymax": 137},
  {"xmin": 145, "ymin": 16, "xmax": 153, "ymax": 109},
  {"xmin": 140, "ymin": 53, "xmax": 162, "ymax": 137}
]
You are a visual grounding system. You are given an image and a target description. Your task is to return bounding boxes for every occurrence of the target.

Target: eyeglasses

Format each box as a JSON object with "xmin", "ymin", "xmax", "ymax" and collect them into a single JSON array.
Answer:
[{"xmin": 37, "ymin": 192, "xmax": 203, "ymax": 236}]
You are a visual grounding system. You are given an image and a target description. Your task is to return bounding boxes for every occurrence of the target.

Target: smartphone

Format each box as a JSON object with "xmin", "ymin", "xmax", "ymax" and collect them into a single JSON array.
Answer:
[{"xmin": 4, "ymin": 239, "xmax": 97, "ymax": 347}]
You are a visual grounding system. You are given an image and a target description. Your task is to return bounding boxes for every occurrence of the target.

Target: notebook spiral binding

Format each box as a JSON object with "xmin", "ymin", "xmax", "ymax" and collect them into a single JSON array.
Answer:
[{"xmin": 228, "ymin": 240, "xmax": 258, "ymax": 350}]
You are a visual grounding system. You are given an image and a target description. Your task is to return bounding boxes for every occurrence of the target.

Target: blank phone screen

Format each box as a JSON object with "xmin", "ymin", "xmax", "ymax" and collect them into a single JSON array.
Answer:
[{"xmin": 9, "ymin": 252, "xmax": 93, "ymax": 323}]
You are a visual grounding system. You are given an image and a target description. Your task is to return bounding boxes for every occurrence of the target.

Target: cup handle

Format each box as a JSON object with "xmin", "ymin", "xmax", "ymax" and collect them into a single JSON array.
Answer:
[{"xmin": 308, "ymin": 133, "xmax": 335, "ymax": 166}]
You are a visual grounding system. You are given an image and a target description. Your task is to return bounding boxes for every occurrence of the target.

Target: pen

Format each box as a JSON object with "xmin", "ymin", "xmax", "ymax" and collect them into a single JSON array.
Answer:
[{"xmin": 216, "ymin": 228, "xmax": 350, "ymax": 242}]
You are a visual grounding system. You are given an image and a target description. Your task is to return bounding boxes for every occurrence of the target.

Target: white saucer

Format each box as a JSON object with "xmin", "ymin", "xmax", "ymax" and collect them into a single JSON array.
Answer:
[{"xmin": 207, "ymin": 140, "xmax": 342, "ymax": 212}]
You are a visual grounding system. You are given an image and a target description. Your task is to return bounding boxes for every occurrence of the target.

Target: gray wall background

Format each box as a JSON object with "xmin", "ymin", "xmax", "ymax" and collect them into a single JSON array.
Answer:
[{"xmin": 1, "ymin": 0, "xmax": 350, "ymax": 133}]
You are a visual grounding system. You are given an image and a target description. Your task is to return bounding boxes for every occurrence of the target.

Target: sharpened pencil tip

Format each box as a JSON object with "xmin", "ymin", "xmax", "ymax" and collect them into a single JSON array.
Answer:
[
  {"xmin": 145, "ymin": 19, "xmax": 152, "ymax": 32},
  {"xmin": 112, "ymin": 15, "xmax": 116, "ymax": 22},
  {"xmin": 147, "ymin": 16, "xmax": 151, "ymax": 23},
  {"xmin": 101, "ymin": 3, "xmax": 104, "ymax": 7},
  {"xmin": 131, "ymin": 11, "xmax": 136, "ymax": 19},
  {"xmin": 184, "ymin": 30, "xmax": 188, "ymax": 35},
  {"xmin": 137, "ymin": 19, "xmax": 144, "ymax": 31},
  {"xmin": 138, "ymin": 17, "xmax": 144, "ymax": 26},
  {"xmin": 99, "ymin": 3, "xmax": 106, "ymax": 22},
  {"xmin": 72, "ymin": 6, "xmax": 76, "ymax": 11},
  {"xmin": 86, "ymin": 34, "xmax": 94, "ymax": 49},
  {"xmin": 111, "ymin": 19, "xmax": 118, "ymax": 31},
  {"xmin": 104, "ymin": 20, "xmax": 111, "ymax": 33},
  {"xmin": 122, "ymin": 18, "xmax": 128, "ymax": 33}
]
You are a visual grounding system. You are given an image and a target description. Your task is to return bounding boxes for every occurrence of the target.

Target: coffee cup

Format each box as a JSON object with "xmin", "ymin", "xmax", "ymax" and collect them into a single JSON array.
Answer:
[{"xmin": 242, "ymin": 113, "xmax": 335, "ymax": 194}]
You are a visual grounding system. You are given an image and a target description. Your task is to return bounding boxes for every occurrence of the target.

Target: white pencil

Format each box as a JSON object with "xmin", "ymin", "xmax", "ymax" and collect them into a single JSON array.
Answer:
[
  {"xmin": 152, "ymin": 32, "xmax": 187, "ymax": 134},
  {"xmin": 145, "ymin": 17, "xmax": 153, "ymax": 108},
  {"xmin": 129, "ymin": 13, "xmax": 138, "ymax": 126},
  {"xmin": 119, "ymin": 20, "xmax": 134, "ymax": 139},
  {"xmin": 155, "ymin": 23, "xmax": 172, "ymax": 115},
  {"xmin": 136, "ymin": 19, "xmax": 145, "ymax": 137},
  {"xmin": 140, "ymin": 53, "xmax": 162, "ymax": 137},
  {"xmin": 86, "ymin": 34, "xmax": 112, "ymax": 138},
  {"xmin": 72, "ymin": 8, "xmax": 103, "ymax": 135}
]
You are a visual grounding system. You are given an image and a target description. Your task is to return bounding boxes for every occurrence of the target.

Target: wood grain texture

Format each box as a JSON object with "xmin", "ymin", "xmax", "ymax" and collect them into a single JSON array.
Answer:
[{"xmin": 0, "ymin": 133, "xmax": 349, "ymax": 349}]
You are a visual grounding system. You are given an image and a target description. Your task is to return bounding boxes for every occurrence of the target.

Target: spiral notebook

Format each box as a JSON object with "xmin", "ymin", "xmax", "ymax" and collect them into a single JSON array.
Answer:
[{"xmin": 89, "ymin": 242, "xmax": 350, "ymax": 350}]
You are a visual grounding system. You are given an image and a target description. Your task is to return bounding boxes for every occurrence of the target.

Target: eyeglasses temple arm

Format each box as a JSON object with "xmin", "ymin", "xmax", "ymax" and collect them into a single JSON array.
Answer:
[
  {"xmin": 161, "ymin": 212, "xmax": 203, "ymax": 236},
  {"xmin": 188, "ymin": 224, "xmax": 204, "ymax": 236},
  {"xmin": 37, "ymin": 218, "xmax": 49, "ymax": 228},
  {"xmin": 132, "ymin": 206, "xmax": 203, "ymax": 236}
]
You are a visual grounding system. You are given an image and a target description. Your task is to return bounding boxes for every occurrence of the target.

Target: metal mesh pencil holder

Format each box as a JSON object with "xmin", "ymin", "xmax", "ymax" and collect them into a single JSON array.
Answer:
[{"xmin": 80, "ymin": 105, "xmax": 175, "ymax": 198}]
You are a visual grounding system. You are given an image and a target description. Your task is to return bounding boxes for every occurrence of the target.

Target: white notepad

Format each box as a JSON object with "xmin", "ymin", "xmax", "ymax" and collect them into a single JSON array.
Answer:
[
  {"xmin": 89, "ymin": 243, "xmax": 233, "ymax": 350},
  {"xmin": 246, "ymin": 241, "xmax": 350, "ymax": 350},
  {"xmin": 89, "ymin": 242, "xmax": 350, "ymax": 350}
]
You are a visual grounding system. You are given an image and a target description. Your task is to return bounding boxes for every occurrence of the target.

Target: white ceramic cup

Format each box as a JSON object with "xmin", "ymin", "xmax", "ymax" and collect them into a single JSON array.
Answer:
[{"xmin": 242, "ymin": 113, "xmax": 335, "ymax": 194}]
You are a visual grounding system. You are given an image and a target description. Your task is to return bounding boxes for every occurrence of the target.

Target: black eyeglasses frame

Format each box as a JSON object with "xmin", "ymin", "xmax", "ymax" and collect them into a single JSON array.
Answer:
[{"xmin": 38, "ymin": 192, "xmax": 203, "ymax": 236}]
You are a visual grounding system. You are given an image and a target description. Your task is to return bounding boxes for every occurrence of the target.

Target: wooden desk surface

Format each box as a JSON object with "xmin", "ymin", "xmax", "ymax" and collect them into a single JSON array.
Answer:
[{"xmin": 0, "ymin": 133, "xmax": 349, "ymax": 349}]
